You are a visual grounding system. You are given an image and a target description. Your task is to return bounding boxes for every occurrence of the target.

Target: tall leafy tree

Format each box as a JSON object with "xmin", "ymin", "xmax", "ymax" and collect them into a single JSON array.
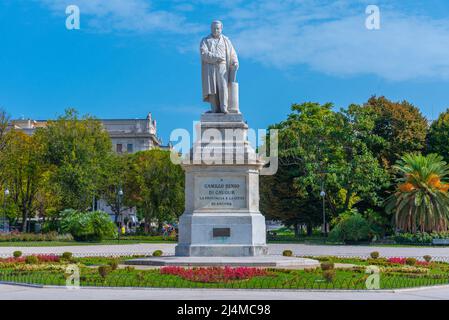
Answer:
[
  {"xmin": 386, "ymin": 153, "xmax": 449, "ymax": 233},
  {"xmin": 363, "ymin": 96, "xmax": 428, "ymax": 167},
  {"xmin": 261, "ymin": 102, "xmax": 389, "ymax": 233},
  {"xmin": 330, "ymin": 105, "xmax": 390, "ymax": 212},
  {"xmin": 427, "ymin": 108, "xmax": 449, "ymax": 162},
  {"xmin": 97, "ymin": 153, "xmax": 131, "ymax": 223},
  {"xmin": 3, "ymin": 130, "xmax": 47, "ymax": 231},
  {"xmin": 39, "ymin": 109, "xmax": 112, "ymax": 211},
  {"xmin": 261, "ymin": 164, "xmax": 322, "ymax": 236},
  {"xmin": 126, "ymin": 149, "xmax": 184, "ymax": 232},
  {"xmin": 0, "ymin": 109, "xmax": 9, "ymax": 153},
  {"xmin": 0, "ymin": 109, "xmax": 10, "ymax": 188}
]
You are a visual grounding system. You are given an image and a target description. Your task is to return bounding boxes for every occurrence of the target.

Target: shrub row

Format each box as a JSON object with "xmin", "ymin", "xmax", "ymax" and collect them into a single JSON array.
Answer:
[
  {"xmin": 0, "ymin": 232, "xmax": 73, "ymax": 242},
  {"xmin": 394, "ymin": 232, "xmax": 449, "ymax": 244}
]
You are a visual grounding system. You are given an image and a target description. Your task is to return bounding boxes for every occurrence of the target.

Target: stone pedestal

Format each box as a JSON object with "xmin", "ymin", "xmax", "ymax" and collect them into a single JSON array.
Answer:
[{"xmin": 175, "ymin": 113, "xmax": 268, "ymax": 257}]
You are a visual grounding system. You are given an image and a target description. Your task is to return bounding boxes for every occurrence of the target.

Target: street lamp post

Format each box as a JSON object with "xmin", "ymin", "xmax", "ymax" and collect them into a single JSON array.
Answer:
[
  {"xmin": 118, "ymin": 187, "xmax": 123, "ymax": 244},
  {"xmin": 320, "ymin": 188, "xmax": 327, "ymax": 237},
  {"xmin": 3, "ymin": 189, "xmax": 10, "ymax": 233}
]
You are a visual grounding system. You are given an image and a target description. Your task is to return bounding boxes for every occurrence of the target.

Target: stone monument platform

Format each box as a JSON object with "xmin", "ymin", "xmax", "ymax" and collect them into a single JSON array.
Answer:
[
  {"xmin": 125, "ymin": 256, "xmax": 319, "ymax": 268},
  {"xmin": 175, "ymin": 112, "xmax": 268, "ymax": 257}
]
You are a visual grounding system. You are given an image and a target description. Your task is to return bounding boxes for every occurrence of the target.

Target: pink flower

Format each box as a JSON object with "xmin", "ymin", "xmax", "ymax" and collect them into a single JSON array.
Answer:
[{"xmin": 160, "ymin": 266, "xmax": 268, "ymax": 283}]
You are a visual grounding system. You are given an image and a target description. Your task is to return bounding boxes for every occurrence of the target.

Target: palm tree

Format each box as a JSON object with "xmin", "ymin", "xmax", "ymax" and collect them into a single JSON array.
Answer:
[{"xmin": 386, "ymin": 153, "xmax": 449, "ymax": 233}]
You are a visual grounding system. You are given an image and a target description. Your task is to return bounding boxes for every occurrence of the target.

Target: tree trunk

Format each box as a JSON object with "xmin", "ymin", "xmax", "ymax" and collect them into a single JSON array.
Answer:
[
  {"xmin": 21, "ymin": 209, "xmax": 28, "ymax": 232},
  {"xmin": 293, "ymin": 223, "xmax": 300, "ymax": 238},
  {"xmin": 306, "ymin": 223, "xmax": 313, "ymax": 236}
]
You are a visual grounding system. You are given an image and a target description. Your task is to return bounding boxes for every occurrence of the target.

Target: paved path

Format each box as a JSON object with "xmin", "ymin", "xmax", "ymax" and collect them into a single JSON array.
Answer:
[
  {"xmin": 1, "ymin": 243, "xmax": 448, "ymax": 260},
  {"xmin": 1, "ymin": 284, "xmax": 449, "ymax": 300}
]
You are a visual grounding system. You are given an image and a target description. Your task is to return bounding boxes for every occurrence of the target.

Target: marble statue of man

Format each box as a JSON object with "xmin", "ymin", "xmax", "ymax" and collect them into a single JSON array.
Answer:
[{"xmin": 200, "ymin": 21, "xmax": 239, "ymax": 113}]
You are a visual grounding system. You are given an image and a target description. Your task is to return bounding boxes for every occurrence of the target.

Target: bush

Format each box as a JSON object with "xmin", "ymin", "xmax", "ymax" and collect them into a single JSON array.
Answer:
[
  {"xmin": 322, "ymin": 270, "xmax": 336, "ymax": 283},
  {"xmin": 60, "ymin": 210, "xmax": 117, "ymax": 242},
  {"xmin": 320, "ymin": 262, "xmax": 335, "ymax": 271},
  {"xmin": 328, "ymin": 213, "xmax": 373, "ymax": 243},
  {"xmin": 370, "ymin": 251, "xmax": 380, "ymax": 259},
  {"xmin": 13, "ymin": 251, "xmax": 22, "ymax": 258},
  {"xmin": 366, "ymin": 258, "xmax": 389, "ymax": 266},
  {"xmin": 61, "ymin": 252, "xmax": 73, "ymax": 261},
  {"xmin": 98, "ymin": 266, "xmax": 111, "ymax": 279},
  {"xmin": 423, "ymin": 255, "xmax": 432, "ymax": 263},
  {"xmin": 406, "ymin": 258, "xmax": 417, "ymax": 266},
  {"xmin": 282, "ymin": 250, "xmax": 293, "ymax": 257},
  {"xmin": 41, "ymin": 220, "xmax": 60, "ymax": 233},
  {"xmin": 25, "ymin": 255, "xmax": 39, "ymax": 264},
  {"xmin": 108, "ymin": 260, "xmax": 119, "ymax": 270},
  {"xmin": 152, "ymin": 250, "xmax": 163, "ymax": 257},
  {"xmin": 125, "ymin": 266, "xmax": 135, "ymax": 272}
]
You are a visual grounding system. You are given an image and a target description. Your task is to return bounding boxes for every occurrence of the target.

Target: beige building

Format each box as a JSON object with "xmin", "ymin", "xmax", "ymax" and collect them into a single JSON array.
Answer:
[{"xmin": 10, "ymin": 113, "xmax": 167, "ymax": 153}]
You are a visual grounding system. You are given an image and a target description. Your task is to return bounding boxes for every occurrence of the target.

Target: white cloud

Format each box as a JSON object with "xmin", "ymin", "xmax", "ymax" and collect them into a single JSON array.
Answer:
[
  {"xmin": 37, "ymin": 0, "xmax": 202, "ymax": 34},
  {"xmin": 232, "ymin": 12, "xmax": 449, "ymax": 81},
  {"xmin": 223, "ymin": 0, "xmax": 449, "ymax": 81},
  {"xmin": 37, "ymin": 0, "xmax": 449, "ymax": 81}
]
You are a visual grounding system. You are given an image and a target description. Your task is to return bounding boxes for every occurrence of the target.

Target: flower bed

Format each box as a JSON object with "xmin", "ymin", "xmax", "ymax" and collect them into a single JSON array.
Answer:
[
  {"xmin": 387, "ymin": 257, "xmax": 429, "ymax": 266},
  {"xmin": 0, "ymin": 254, "xmax": 60, "ymax": 264},
  {"xmin": 0, "ymin": 256, "xmax": 447, "ymax": 290},
  {"xmin": 160, "ymin": 266, "xmax": 269, "ymax": 283}
]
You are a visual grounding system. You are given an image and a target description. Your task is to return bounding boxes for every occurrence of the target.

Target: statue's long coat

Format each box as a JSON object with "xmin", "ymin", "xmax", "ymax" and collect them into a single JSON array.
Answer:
[{"xmin": 200, "ymin": 35, "xmax": 238, "ymax": 103}]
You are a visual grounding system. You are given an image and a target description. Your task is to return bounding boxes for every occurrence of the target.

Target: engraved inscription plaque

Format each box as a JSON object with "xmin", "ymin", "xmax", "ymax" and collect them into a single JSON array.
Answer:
[
  {"xmin": 196, "ymin": 176, "xmax": 247, "ymax": 209},
  {"xmin": 213, "ymin": 228, "xmax": 231, "ymax": 237}
]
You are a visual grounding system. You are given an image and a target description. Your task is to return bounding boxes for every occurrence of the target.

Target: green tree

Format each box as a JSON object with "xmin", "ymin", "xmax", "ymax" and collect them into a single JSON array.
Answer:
[
  {"xmin": 39, "ymin": 109, "xmax": 112, "ymax": 211},
  {"xmin": 427, "ymin": 109, "xmax": 449, "ymax": 162},
  {"xmin": 261, "ymin": 164, "xmax": 323, "ymax": 236},
  {"xmin": 0, "ymin": 109, "xmax": 10, "ymax": 188},
  {"xmin": 385, "ymin": 153, "xmax": 449, "ymax": 233},
  {"xmin": 3, "ymin": 130, "xmax": 47, "ymax": 231},
  {"xmin": 0, "ymin": 108, "xmax": 9, "ymax": 154},
  {"xmin": 363, "ymin": 96, "xmax": 428, "ymax": 167},
  {"xmin": 126, "ymin": 149, "xmax": 184, "ymax": 232},
  {"xmin": 97, "ymin": 153, "xmax": 130, "ymax": 223},
  {"xmin": 330, "ymin": 105, "xmax": 390, "ymax": 212},
  {"xmin": 261, "ymin": 102, "xmax": 389, "ymax": 233}
]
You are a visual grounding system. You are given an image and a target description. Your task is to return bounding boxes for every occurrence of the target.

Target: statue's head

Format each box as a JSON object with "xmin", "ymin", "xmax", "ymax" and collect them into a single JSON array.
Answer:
[{"xmin": 211, "ymin": 20, "xmax": 223, "ymax": 38}]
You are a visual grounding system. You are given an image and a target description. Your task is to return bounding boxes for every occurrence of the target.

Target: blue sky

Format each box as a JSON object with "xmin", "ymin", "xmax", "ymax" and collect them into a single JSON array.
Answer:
[{"xmin": 1, "ymin": 0, "xmax": 449, "ymax": 144}]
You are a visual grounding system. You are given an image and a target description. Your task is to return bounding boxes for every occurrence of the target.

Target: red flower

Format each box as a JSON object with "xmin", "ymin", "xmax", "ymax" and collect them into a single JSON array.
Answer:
[{"xmin": 160, "ymin": 266, "xmax": 268, "ymax": 283}]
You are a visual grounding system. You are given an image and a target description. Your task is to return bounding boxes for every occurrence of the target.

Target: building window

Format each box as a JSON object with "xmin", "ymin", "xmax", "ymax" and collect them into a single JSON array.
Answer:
[
  {"xmin": 116, "ymin": 144, "xmax": 123, "ymax": 153},
  {"xmin": 127, "ymin": 143, "xmax": 133, "ymax": 153}
]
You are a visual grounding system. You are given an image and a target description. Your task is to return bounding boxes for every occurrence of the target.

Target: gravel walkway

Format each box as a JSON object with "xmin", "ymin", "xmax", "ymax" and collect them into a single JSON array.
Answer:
[
  {"xmin": 0, "ymin": 243, "xmax": 448, "ymax": 260},
  {"xmin": 1, "ymin": 284, "xmax": 449, "ymax": 300}
]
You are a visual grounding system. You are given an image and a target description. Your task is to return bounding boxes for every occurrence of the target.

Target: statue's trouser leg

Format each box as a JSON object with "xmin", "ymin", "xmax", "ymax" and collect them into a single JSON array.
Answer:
[
  {"xmin": 217, "ymin": 64, "xmax": 228, "ymax": 113},
  {"xmin": 210, "ymin": 94, "xmax": 220, "ymax": 113}
]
